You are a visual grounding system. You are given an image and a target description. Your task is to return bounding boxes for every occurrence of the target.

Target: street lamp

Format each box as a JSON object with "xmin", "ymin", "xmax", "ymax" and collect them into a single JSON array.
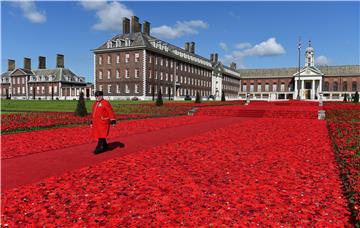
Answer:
[{"xmin": 297, "ymin": 37, "xmax": 301, "ymax": 100}]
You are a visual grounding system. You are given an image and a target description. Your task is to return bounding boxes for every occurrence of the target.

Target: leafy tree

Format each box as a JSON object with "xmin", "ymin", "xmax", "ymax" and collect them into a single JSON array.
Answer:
[
  {"xmin": 195, "ymin": 91, "xmax": 201, "ymax": 103},
  {"xmin": 75, "ymin": 92, "xmax": 88, "ymax": 116},
  {"xmin": 156, "ymin": 89, "xmax": 163, "ymax": 106},
  {"xmin": 221, "ymin": 90, "xmax": 226, "ymax": 101},
  {"xmin": 354, "ymin": 91, "xmax": 359, "ymax": 103}
]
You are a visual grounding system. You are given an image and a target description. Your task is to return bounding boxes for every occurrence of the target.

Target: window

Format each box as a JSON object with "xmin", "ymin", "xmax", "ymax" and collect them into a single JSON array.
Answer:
[
  {"xmin": 280, "ymin": 83, "xmax": 285, "ymax": 92},
  {"xmin": 264, "ymin": 83, "xmax": 268, "ymax": 91},
  {"xmin": 125, "ymin": 69, "xmax": 129, "ymax": 78},
  {"xmin": 324, "ymin": 82, "xmax": 329, "ymax": 91},
  {"xmin": 116, "ymin": 84, "xmax": 120, "ymax": 93},
  {"xmin": 250, "ymin": 84, "xmax": 254, "ymax": 92},
  {"xmin": 12, "ymin": 78, "xmax": 15, "ymax": 84},
  {"xmin": 49, "ymin": 86, "xmax": 52, "ymax": 93},
  {"xmin": 155, "ymin": 57, "xmax": 158, "ymax": 65},
  {"xmin": 352, "ymin": 81, "xmax": 357, "ymax": 91},
  {"xmin": 170, "ymin": 74, "xmax": 173, "ymax": 82},
  {"xmin": 37, "ymin": 86, "xmax": 40, "ymax": 94},
  {"xmin": 125, "ymin": 54, "xmax": 130, "ymax": 63},
  {"xmin": 333, "ymin": 82, "xmax": 338, "ymax": 91},
  {"xmin": 54, "ymin": 86, "xmax": 58, "ymax": 93},
  {"xmin": 17, "ymin": 87, "xmax": 20, "ymax": 94},
  {"xmin": 98, "ymin": 56, "xmax": 102, "ymax": 65},
  {"xmin": 22, "ymin": 78, "xmax": 25, "ymax": 84},
  {"xmin": 149, "ymin": 70, "xmax": 152, "ymax": 79},
  {"xmin": 17, "ymin": 78, "xmax": 20, "ymax": 84},
  {"xmin": 160, "ymin": 72, "xmax": 163, "ymax": 80},
  {"xmin": 342, "ymin": 82, "xmax": 347, "ymax": 91},
  {"xmin": 108, "ymin": 85, "xmax": 111, "ymax": 93},
  {"xmin": 165, "ymin": 73, "xmax": 168, "ymax": 81},
  {"xmin": 107, "ymin": 70, "xmax": 111, "ymax": 79},
  {"xmin": 155, "ymin": 71, "xmax": 158, "ymax": 80},
  {"xmin": 272, "ymin": 83, "xmax": 277, "ymax": 92},
  {"xmin": 149, "ymin": 56, "xmax": 152, "ymax": 63},
  {"xmin": 166, "ymin": 59, "xmax": 168, "ymax": 67},
  {"xmin": 41, "ymin": 86, "xmax": 45, "ymax": 94},
  {"xmin": 170, "ymin": 61, "xmax": 173, "ymax": 68},
  {"xmin": 135, "ymin": 84, "xmax": 139, "ymax": 93},
  {"xmin": 107, "ymin": 55, "xmax": 111, "ymax": 64},
  {"xmin": 135, "ymin": 53, "xmax": 140, "ymax": 62},
  {"xmin": 99, "ymin": 85, "xmax": 103, "ymax": 92},
  {"xmin": 116, "ymin": 55, "xmax": 120, "ymax": 64},
  {"xmin": 135, "ymin": 69, "xmax": 139, "ymax": 78},
  {"xmin": 242, "ymin": 84, "xmax": 247, "ymax": 92},
  {"xmin": 257, "ymin": 84, "xmax": 262, "ymax": 92},
  {"xmin": 116, "ymin": 70, "xmax": 120, "ymax": 79},
  {"xmin": 30, "ymin": 86, "xmax": 33, "ymax": 93},
  {"xmin": 125, "ymin": 84, "xmax": 130, "ymax": 93},
  {"xmin": 160, "ymin": 58, "xmax": 163, "ymax": 66},
  {"xmin": 99, "ymin": 71, "xmax": 103, "ymax": 79}
]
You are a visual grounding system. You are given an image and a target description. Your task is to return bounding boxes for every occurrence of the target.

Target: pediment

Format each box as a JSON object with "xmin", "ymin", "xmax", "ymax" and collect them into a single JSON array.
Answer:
[
  {"xmin": 293, "ymin": 66, "xmax": 323, "ymax": 77},
  {"xmin": 10, "ymin": 69, "xmax": 27, "ymax": 76}
]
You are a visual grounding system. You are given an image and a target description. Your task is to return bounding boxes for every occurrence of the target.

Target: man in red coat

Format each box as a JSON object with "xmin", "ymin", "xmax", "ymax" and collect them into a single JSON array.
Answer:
[{"xmin": 91, "ymin": 91, "xmax": 116, "ymax": 154}]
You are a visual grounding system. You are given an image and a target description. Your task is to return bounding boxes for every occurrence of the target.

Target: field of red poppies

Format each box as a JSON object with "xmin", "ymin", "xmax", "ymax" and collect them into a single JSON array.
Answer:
[
  {"xmin": 325, "ymin": 103, "xmax": 360, "ymax": 224},
  {"xmin": 1, "ymin": 117, "xmax": 351, "ymax": 226},
  {"xmin": 1, "ymin": 100, "xmax": 359, "ymax": 226}
]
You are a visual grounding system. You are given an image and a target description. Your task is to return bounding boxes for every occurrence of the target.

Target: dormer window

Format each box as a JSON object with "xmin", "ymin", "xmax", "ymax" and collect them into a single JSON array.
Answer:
[{"xmin": 107, "ymin": 40, "xmax": 113, "ymax": 48}]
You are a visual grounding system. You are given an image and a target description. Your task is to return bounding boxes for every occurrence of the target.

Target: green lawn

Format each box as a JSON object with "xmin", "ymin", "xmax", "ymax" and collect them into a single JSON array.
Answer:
[
  {"xmin": 0, "ymin": 99, "xmax": 153, "ymax": 112},
  {"xmin": 0, "ymin": 99, "xmax": 196, "ymax": 112}
]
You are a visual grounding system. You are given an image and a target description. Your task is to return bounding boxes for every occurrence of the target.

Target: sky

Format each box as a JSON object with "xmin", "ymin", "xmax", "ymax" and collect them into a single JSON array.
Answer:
[{"xmin": 1, "ymin": 1, "xmax": 359, "ymax": 83}]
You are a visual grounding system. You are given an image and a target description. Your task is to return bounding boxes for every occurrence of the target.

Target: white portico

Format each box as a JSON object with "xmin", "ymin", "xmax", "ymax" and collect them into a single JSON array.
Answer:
[{"xmin": 293, "ymin": 41, "xmax": 324, "ymax": 100}]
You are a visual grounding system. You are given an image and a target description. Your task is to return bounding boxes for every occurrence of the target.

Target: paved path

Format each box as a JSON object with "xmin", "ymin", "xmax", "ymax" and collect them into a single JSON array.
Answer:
[{"xmin": 2, "ymin": 117, "xmax": 247, "ymax": 191}]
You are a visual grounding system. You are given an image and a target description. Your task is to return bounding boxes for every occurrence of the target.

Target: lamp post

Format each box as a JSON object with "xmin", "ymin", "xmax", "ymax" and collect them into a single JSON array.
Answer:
[{"xmin": 297, "ymin": 37, "xmax": 301, "ymax": 100}]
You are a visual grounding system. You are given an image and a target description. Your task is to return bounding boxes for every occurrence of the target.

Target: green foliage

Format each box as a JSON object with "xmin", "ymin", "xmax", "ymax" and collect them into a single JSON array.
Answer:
[
  {"xmin": 156, "ymin": 89, "xmax": 163, "ymax": 106},
  {"xmin": 195, "ymin": 91, "xmax": 201, "ymax": 103},
  {"xmin": 354, "ymin": 91, "xmax": 359, "ymax": 103},
  {"xmin": 75, "ymin": 92, "xmax": 88, "ymax": 116},
  {"xmin": 221, "ymin": 90, "xmax": 226, "ymax": 101}
]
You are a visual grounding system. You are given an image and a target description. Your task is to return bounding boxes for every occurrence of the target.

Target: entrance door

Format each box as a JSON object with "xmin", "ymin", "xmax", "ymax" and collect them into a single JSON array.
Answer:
[{"xmin": 304, "ymin": 90, "xmax": 311, "ymax": 99}]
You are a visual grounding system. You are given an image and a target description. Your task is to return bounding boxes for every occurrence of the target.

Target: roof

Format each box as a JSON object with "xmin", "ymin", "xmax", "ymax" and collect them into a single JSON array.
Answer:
[
  {"xmin": 1, "ymin": 68, "xmax": 86, "ymax": 84},
  {"xmin": 240, "ymin": 65, "xmax": 360, "ymax": 78}
]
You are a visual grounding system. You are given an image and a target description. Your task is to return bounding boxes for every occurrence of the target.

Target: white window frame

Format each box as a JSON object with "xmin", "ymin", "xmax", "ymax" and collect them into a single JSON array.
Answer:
[
  {"xmin": 116, "ymin": 84, "xmax": 120, "ymax": 93},
  {"xmin": 107, "ymin": 55, "xmax": 111, "ymax": 64},
  {"xmin": 125, "ymin": 84, "xmax": 130, "ymax": 93},
  {"xmin": 125, "ymin": 69, "xmax": 129, "ymax": 78},
  {"xmin": 108, "ymin": 85, "xmax": 111, "ymax": 93},
  {"xmin": 135, "ymin": 84, "xmax": 139, "ymax": 93},
  {"xmin": 99, "ymin": 71, "xmax": 103, "ymax": 79},
  {"xmin": 116, "ymin": 69, "xmax": 120, "ymax": 79},
  {"xmin": 107, "ymin": 70, "xmax": 111, "ymax": 79}
]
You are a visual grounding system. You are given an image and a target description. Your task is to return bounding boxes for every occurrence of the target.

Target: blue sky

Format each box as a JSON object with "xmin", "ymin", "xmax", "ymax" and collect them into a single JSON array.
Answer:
[{"xmin": 1, "ymin": 1, "xmax": 359, "ymax": 83}]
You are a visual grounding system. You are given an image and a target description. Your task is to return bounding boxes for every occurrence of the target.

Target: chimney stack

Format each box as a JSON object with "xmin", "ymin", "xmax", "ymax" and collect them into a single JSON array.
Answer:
[
  {"xmin": 131, "ymin": 16, "xmax": 140, "ymax": 33},
  {"xmin": 230, "ymin": 62, "xmax": 236, "ymax": 70},
  {"xmin": 143, "ymin": 21, "xmax": 150, "ymax": 35},
  {"xmin": 56, "ymin": 54, "xmax": 64, "ymax": 68},
  {"xmin": 8, "ymin": 59, "xmax": 15, "ymax": 71},
  {"xmin": 122, "ymin": 17, "xmax": 130, "ymax": 34},
  {"xmin": 210, "ymin": 54, "xmax": 214, "ymax": 62},
  {"xmin": 137, "ymin": 23, "xmax": 142, "ymax": 33},
  {"xmin": 185, "ymin": 42, "xmax": 190, "ymax": 52},
  {"xmin": 24, "ymin": 57, "xmax": 31, "ymax": 70},
  {"xmin": 38, "ymin": 56, "xmax": 46, "ymax": 69},
  {"xmin": 214, "ymin": 53, "xmax": 218, "ymax": 62},
  {"xmin": 189, "ymin": 42, "xmax": 195, "ymax": 54}
]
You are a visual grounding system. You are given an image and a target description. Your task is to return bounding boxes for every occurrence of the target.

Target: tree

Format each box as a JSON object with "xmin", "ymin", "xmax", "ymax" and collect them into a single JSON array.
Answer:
[
  {"xmin": 354, "ymin": 91, "xmax": 359, "ymax": 103},
  {"xmin": 221, "ymin": 90, "xmax": 226, "ymax": 101},
  {"xmin": 156, "ymin": 89, "xmax": 163, "ymax": 106},
  {"xmin": 195, "ymin": 91, "xmax": 201, "ymax": 103},
  {"xmin": 75, "ymin": 92, "xmax": 88, "ymax": 116}
]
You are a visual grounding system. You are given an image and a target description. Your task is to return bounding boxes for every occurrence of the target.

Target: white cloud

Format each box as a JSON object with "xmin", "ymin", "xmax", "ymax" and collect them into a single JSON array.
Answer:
[
  {"xmin": 219, "ymin": 42, "xmax": 228, "ymax": 51},
  {"xmin": 13, "ymin": 1, "xmax": 46, "ymax": 23},
  {"xmin": 315, "ymin": 55, "xmax": 331, "ymax": 66},
  {"xmin": 222, "ymin": 38, "xmax": 286, "ymax": 68},
  {"xmin": 235, "ymin": 42, "xmax": 252, "ymax": 49},
  {"xmin": 152, "ymin": 20, "xmax": 208, "ymax": 39},
  {"xmin": 80, "ymin": 1, "xmax": 133, "ymax": 31}
]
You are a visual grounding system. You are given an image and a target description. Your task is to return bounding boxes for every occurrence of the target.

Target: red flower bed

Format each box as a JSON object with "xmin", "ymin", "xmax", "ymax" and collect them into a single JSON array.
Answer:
[
  {"xmin": 1, "ymin": 118, "xmax": 350, "ymax": 226},
  {"xmin": 1, "ymin": 112, "xmax": 150, "ymax": 133},
  {"xmin": 195, "ymin": 103, "xmax": 319, "ymax": 119},
  {"xmin": 326, "ymin": 104, "xmax": 360, "ymax": 224},
  {"xmin": 1, "ymin": 116, "xmax": 220, "ymax": 159}
]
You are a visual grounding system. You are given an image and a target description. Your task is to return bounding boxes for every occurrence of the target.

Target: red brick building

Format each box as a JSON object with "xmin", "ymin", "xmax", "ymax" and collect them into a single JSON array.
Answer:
[
  {"xmin": 1, "ymin": 54, "xmax": 93, "ymax": 100},
  {"xmin": 93, "ymin": 16, "xmax": 240, "ymax": 101}
]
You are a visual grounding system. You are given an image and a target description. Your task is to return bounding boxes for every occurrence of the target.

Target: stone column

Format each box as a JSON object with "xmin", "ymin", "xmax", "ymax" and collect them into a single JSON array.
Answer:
[
  {"xmin": 311, "ymin": 80, "xmax": 315, "ymax": 100},
  {"xmin": 301, "ymin": 80, "xmax": 304, "ymax": 99},
  {"xmin": 294, "ymin": 79, "xmax": 298, "ymax": 99},
  {"xmin": 319, "ymin": 79, "xmax": 322, "ymax": 93}
]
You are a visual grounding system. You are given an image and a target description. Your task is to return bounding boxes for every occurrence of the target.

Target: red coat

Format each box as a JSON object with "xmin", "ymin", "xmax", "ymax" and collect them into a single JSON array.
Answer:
[{"xmin": 91, "ymin": 99, "xmax": 116, "ymax": 140}]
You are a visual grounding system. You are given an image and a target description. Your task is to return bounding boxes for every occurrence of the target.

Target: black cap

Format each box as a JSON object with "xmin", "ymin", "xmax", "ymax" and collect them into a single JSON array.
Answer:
[{"xmin": 95, "ymin": 91, "xmax": 103, "ymax": 97}]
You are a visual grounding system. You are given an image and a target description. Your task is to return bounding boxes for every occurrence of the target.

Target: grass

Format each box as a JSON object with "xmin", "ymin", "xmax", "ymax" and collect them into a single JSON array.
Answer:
[{"xmin": 0, "ymin": 99, "xmax": 155, "ymax": 112}]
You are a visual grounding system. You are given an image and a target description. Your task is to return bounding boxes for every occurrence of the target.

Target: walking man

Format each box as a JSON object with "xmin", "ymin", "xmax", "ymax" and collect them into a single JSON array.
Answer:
[{"xmin": 91, "ymin": 91, "xmax": 116, "ymax": 154}]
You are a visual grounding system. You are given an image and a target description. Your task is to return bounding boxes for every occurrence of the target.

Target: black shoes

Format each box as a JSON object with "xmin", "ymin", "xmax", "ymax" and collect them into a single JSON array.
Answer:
[{"xmin": 94, "ymin": 138, "xmax": 108, "ymax": 154}]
